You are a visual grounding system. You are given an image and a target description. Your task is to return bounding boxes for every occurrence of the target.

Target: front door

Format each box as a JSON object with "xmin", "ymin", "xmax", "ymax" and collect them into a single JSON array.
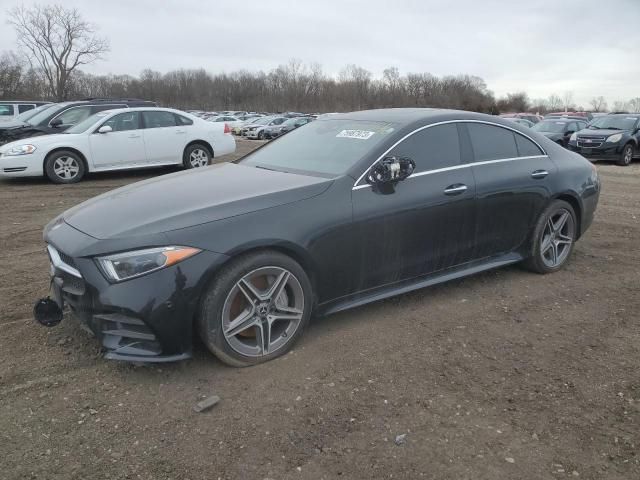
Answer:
[
  {"xmin": 89, "ymin": 111, "xmax": 146, "ymax": 169},
  {"xmin": 351, "ymin": 123, "xmax": 477, "ymax": 292}
]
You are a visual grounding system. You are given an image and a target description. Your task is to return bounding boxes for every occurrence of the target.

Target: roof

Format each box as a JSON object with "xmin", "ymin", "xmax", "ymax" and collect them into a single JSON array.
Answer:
[{"xmin": 322, "ymin": 108, "xmax": 517, "ymax": 129}]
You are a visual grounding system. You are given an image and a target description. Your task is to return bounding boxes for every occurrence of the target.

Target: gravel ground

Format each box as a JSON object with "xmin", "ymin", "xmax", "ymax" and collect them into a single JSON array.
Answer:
[{"xmin": 0, "ymin": 139, "xmax": 638, "ymax": 479}]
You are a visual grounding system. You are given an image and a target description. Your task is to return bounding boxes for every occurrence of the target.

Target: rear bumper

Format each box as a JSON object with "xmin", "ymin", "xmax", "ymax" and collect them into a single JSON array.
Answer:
[{"xmin": 44, "ymin": 222, "xmax": 229, "ymax": 362}]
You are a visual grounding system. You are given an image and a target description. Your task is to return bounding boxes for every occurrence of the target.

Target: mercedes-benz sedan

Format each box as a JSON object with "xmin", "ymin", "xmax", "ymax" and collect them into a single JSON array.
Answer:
[{"xmin": 39, "ymin": 109, "xmax": 600, "ymax": 366}]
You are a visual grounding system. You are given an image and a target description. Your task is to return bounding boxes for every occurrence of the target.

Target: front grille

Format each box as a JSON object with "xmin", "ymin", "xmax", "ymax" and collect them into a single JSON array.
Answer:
[
  {"xmin": 577, "ymin": 136, "xmax": 605, "ymax": 148},
  {"xmin": 58, "ymin": 250, "xmax": 77, "ymax": 268}
]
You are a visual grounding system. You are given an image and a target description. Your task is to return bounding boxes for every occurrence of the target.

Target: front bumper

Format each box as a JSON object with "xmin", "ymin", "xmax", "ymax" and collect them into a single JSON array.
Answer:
[
  {"xmin": 568, "ymin": 142, "xmax": 624, "ymax": 160},
  {"xmin": 44, "ymin": 221, "xmax": 229, "ymax": 362},
  {"xmin": 0, "ymin": 152, "xmax": 45, "ymax": 177},
  {"xmin": 244, "ymin": 130, "xmax": 261, "ymax": 139}
]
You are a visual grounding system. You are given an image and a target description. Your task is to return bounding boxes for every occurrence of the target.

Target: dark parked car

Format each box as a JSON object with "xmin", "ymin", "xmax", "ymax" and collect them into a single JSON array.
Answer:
[
  {"xmin": 567, "ymin": 113, "xmax": 640, "ymax": 165},
  {"xmin": 39, "ymin": 109, "xmax": 600, "ymax": 366},
  {"xmin": 0, "ymin": 98, "xmax": 156, "ymax": 145},
  {"xmin": 545, "ymin": 111, "xmax": 593, "ymax": 122},
  {"xmin": 532, "ymin": 118, "xmax": 587, "ymax": 147}
]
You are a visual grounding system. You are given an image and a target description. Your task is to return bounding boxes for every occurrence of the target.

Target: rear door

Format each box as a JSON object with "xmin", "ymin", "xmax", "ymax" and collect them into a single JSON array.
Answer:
[
  {"xmin": 141, "ymin": 111, "xmax": 183, "ymax": 164},
  {"xmin": 464, "ymin": 122, "xmax": 556, "ymax": 259},
  {"xmin": 351, "ymin": 123, "xmax": 477, "ymax": 291},
  {"xmin": 89, "ymin": 111, "xmax": 146, "ymax": 169}
]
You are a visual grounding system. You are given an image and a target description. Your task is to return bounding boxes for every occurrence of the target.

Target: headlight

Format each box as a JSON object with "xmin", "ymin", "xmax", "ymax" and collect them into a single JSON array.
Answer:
[
  {"xmin": 570, "ymin": 133, "xmax": 577, "ymax": 142},
  {"xmin": 5, "ymin": 144, "xmax": 37, "ymax": 156},
  {"xmin": 96, "ymin": 246, "xmax": 201, "ymax": 282},
  {"xmin": 606, "ymin": 133, "xmax": 623, "ymax": 143}
]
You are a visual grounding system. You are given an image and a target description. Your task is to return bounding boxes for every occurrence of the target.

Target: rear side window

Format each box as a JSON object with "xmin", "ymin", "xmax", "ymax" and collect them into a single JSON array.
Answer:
[
  {"xmin": 18, "ymin": 104, "xmax": 35, "ymax": 113},
  {"xmin": 388, "ymin": 123, "xmax": 461, "ymax": 172},
  {"xmin": 467, "ymin": 123, "xmax": 518, "ymax": 161},
  {"xmin": 514, "ymin": 133, "xmax": 543, "ymax": 157},
  {"xmin": 175, "ymin": 114, "xmax": 193, "ymax": 126},
  {"xmin": 0, "ymin": 104, "xmax": 14, "ymax": 116},
  {"xmin": 143, "ymin": 111, "xmax": 177, "ymax": 128}
]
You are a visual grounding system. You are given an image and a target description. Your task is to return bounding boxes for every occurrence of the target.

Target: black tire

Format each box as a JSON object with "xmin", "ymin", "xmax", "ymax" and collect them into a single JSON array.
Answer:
[
  {"xmin": 523, "ymin": 200, "xmax": 577, "ymax": 274},
  {"xmin": 257, "ymin": 130, "xmax": 265, "ymax": 140},
  {"xmin": 197, "ymin": 250, "xmax": 313, "ymax": 367},
  {"xmin": 183, "ymin": 143, "xmax": 211, "ymax": 169},
  {"xmin": 44, "ymin": 150, "xmax": 86, "ymax": 184},
  {"xmin": 617, "ymin": 143, "xmax": 634, "ymax": 166}
]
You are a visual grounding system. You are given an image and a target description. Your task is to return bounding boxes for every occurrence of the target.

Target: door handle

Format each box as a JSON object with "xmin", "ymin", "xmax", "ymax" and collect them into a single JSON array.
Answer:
[
  {"xmin": 531, "ymin": 169, "xmax": 549, "ymax": 179},
  {"xmin": 443, "ymin": 184, "xmax": 468, "ymax": 195},
  {"xmin": 176, "ymin": 130, "xmax": 186, "ymax": 134},
  {"xmin": 128, "ymin": 134, "xmax": 141, "ymax": 138}
]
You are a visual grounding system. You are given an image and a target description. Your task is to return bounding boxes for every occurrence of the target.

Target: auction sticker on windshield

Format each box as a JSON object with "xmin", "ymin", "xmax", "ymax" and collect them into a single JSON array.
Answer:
[{"xmin": 336, "ymin": 129, "xmax": 376, "ymax": 140}]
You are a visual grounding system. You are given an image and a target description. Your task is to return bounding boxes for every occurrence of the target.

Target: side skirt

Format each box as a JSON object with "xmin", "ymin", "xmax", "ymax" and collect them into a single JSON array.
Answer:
[{"xmin": 317, "ymin": 252, "xmax": 524, "ymax": 317}]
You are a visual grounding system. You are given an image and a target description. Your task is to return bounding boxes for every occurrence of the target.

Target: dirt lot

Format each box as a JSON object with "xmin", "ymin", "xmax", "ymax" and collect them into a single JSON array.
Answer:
[{"xmin": 1, "ymin": 139, "xmax": 638, "ymax": 480}]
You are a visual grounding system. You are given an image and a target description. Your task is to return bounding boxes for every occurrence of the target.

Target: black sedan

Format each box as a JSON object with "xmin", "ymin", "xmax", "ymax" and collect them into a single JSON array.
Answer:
[
  {"xmin": 531, "ymin": 118, "xmax": 587, "ymax": 147},
  {"xmin": 39, "ymin": 109, "xmax": 600, "ymax": 366}
]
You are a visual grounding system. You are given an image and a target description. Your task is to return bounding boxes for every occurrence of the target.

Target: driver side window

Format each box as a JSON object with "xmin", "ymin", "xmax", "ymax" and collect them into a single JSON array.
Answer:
[
  {"xmin": 53, "ymin": 106, "xmax": 92, "ymax": 126},
  {"xmin": 388, "ymin": 123, "xmax": 461, "ymax": 172},
  {"xmin": 100, "ymin": 112, "xmax": 141, "ymax": 132}
]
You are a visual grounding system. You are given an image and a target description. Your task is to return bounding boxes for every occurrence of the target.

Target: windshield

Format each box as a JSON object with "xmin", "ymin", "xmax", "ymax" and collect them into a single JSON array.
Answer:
[
  {"xmin": 532, "ymin": 121, "xmax": 567, "ymax": 133},
  {"xmin": 239, "ymin": 119, "xmax": 396, "ymax": 177},
  {"xmin": 16, "ymin": 104, "xmax": 54, "ymax": 122},
  {"xmin": 26, "ymin": 103, "xmax": 70, "ymax": 126},
  {"xmin": 283, "ymin": 117, "xmax": 303, "ymax": 126},
  {"xmin": 588, "ymin": 116, "xmax": 639, "ymax": 130},
  {"xmin": 64, "ymin": 111, "xmax": 111, "ymax": 134}
]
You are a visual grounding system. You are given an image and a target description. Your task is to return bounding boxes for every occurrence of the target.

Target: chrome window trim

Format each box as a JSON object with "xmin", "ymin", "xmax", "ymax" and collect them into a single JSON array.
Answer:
[
  {"xmin": 352, "ymin": 119, "xmax": 548, "ymax": 190},
  {"xmin": 47, "ymin": 244, "xmax": 82, "ymax": 278},
  {"xmin": 352, "ymin": 155, "xmax": 548, "ymax": 191}
]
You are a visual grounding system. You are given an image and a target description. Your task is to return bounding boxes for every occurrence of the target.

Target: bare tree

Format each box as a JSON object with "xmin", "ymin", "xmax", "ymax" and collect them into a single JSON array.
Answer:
[
  {"xmin": 7, "ymin": 4, "xmax": 109, "ymax": 101},
  {"xmin": 612, "ymin": 100, "xmax": 629, "ymax": 112},
  {"xmin": 547, "ymin": 94, "xmax": 562, "ymax": 111},
  {"xmin": 627, "ymin": 98, "xmax": 640, "ymax": 113},
  {"xmin": 589, "ymin": 96, "xmax": 608, "ymax": 112},
  {"xmin": 562, "ymin": 91, "xmax": 574, "ymax": 112}
]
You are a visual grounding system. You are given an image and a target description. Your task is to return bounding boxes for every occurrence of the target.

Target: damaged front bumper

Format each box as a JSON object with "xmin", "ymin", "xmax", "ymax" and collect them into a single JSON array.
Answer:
[{"xmin": 42, "ymin": 220, "xmax": 228, "ymax": 362}]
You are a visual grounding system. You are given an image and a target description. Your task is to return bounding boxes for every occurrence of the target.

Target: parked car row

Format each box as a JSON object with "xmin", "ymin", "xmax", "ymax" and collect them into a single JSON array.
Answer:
[{"xmin": 500, "ymin": 111, "xmax": 640, "ymax": 166}]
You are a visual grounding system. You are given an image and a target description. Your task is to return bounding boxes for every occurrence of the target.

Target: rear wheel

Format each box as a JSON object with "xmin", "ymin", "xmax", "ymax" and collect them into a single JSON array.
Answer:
[
  {"xmin": 197, "ymin": 250, "xmax": 312, "ymax": 367},
  {"xmin": 44, "ymin": 150, "xmax": 86, "ymax": 184},
  {"xmin": 617, "ymin": 143, "xmax": 634, "ymax": 166},
  {"xmin": 523, "ymin": 200, "xmax": 577, "ymax": 274},
  {"xmin": 183, "ymin": 143, "xmax": 211, "ymax": 169}
]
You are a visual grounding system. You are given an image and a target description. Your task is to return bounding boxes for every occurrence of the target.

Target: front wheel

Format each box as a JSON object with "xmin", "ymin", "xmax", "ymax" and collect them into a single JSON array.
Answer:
[
  {"xmin": 617, "ymin": 143, "xmax": 634, "ymax": 166},
  {"xmin": 44, "ymin": 150, "xmax": 86, "ymax": 184},
  {"xmin": 197, "ymin": 250, "xmax": 313, "ymax": 367},
  {"xmin": 183, "ymin": 144, "xmax": 211, "ymax": 169},
  {"xmin": 523, "ymin": 200, "xmax": 577, "ymax": 274},
  {"xmin": 257, "ymin": 130, "xmax": 265, "ymax": 140}
]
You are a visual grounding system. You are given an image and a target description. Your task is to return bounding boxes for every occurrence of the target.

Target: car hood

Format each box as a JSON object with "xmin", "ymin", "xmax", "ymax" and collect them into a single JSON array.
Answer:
[
  {"xmin": 0, "ymin": 132, "xmax": 80, "ymax": 152},
  {"xmin": 62, "ymin": 163, "xmax": 332, "ymax": 239},
  {"xmin": 577, "ymin": 128, "xmax": 625, "ymax": 137}
]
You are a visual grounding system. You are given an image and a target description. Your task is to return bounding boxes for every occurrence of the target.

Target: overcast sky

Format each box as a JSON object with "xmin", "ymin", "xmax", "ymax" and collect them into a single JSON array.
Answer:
[{"xmin": 1, "ymin": 0, "xmax": 639, "ymax": 107}]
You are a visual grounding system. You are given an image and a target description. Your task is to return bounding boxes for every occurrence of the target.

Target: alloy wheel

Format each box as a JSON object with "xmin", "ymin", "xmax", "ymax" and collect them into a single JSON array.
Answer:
[
  {"xmin": 189, "ymin": 148, "xmax": 209, "ymax": 167},
  {"xmin": 623, "ymin": 146, "xmax": 633, "ymax": 165},
  {"xmin": 53, "ymin": 156, "xmax": 80, "ymax": 180},
  {"xmin": 221, "ymin": 266, "xmax": 304, "ymax": 357},
  {"xmin": 540, "ymin": 208, "xmax": 574, "ymax": 268}
]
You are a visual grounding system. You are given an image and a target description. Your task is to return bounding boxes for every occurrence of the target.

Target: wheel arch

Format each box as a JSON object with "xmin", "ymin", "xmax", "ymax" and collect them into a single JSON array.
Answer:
[
  {"xmin": 43, "ymin": 147, "xmax": 89, "ymax": 173},
  {"xmin": 552, "ymin": 191, "xmax": 583, "ymax": 239},
  {"xmin": 185, "ymin": 139, "xmax": 214, "ymax": 158},
  {"xmin": 195, "ymin": 240, "xmax": 320, "ymax": 319}
]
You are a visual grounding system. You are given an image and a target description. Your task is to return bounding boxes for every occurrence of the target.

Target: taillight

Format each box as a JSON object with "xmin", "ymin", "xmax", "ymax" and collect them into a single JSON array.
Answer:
[{"xmin": 224, "ymin": 123, "xmax": 231, "ymax": 134}]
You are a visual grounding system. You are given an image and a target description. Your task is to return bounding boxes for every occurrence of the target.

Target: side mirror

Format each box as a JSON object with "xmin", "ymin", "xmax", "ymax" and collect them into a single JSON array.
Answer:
[
  {"xmin": 50, "ymin": 118, "xmax": 63, "ymax": 128},
  {"xmin": 97, "ymin": 125, "xmax": 112, "ymax": 134},
  {"xmin": 366, "ymin": 156, "xmax": 415, "ymax": 185}
]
